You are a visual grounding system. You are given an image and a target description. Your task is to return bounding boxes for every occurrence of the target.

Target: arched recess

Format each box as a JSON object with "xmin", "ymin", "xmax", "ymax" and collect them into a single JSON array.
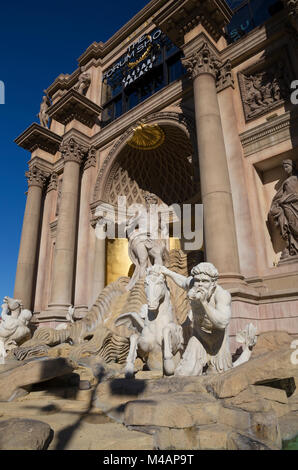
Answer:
[{"xmin": 93, "ymin": 112, "xmax": 200, "ymax": 206}]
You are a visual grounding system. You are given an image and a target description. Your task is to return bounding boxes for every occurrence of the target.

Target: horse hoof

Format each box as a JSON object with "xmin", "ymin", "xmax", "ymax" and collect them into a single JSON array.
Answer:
[
  {"xmin": 164, "ymin": 358, "xmax": 175, "ymax": 376},
  {"xmin": 125, "ymin": 365, "xmax": 135, "ymax": 379},
  {"xmin": 125, "ymin": 371, "xmax": 135, "ymax": 379}
]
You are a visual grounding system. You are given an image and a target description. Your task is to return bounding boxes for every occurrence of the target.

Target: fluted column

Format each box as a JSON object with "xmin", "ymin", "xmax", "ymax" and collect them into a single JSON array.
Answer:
[
  {"xmin": 74, "ymin": 147, "xmax": 97, "ymax": 315},
  {"xmin": 34, "ymin": 172, "xmax": 58, "ymax": 313},
  {"xmin": 49, "ymin": 138, "xmax": 86, "ymax": 313},
  {"xmin": 14, "ymin": 164, "xmax": 47, "ymax": 309},
  {"xmin": 92, "ymin": 222, "xmax": 106, "ymax": 304},
  {"xmin": 182, "ymin": 42, "xmax": 241, "ymax": 280}
]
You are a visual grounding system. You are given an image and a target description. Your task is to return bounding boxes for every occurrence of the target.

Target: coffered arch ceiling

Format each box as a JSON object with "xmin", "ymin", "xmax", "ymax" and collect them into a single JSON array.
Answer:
[{"xmin": 103, "ymin": 124, "xmax": 200, "ymax": 207}]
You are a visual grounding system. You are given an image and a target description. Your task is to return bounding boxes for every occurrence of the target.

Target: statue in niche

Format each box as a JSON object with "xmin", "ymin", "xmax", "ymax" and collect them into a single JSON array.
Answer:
[
  {"xmin": 73, "ymin": 71, "xmax": 91, "ymax": 96},
  {"xmin": 0, "ymin": 297, "xmax": 32, "ymax": 363},
  {"xmin": 126, "ymin": 192, "xmax": 169, "ymax": 290},
  {"xmin": 269, "ymin": 159, "xmax": 298, "ymax": 261},
  {"xmin": 38, "ymin": 95, "xmax": 50, "ymax": 128},
  {"xmin": 158, "ymin": 262, "xmax": 233, "ymax": 376}
]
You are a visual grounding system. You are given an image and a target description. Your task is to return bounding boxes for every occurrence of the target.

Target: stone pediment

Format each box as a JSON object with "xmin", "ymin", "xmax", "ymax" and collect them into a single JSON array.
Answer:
[
  {"xmin": 14, "ymin": 123, "xmax": 62, "ymax": 155},
  {"xmin": 47, "ymin": 89, "xmax": 102, "ymax": 128}
]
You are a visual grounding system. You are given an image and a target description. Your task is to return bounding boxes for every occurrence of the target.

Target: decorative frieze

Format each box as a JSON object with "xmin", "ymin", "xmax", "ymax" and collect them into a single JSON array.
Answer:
[
  {"xmin": 25, "ymin": 165, "xmax": 48, "ymax": 189},
  {"xmin": 238, "ymin": 51, "xmax": 294, "ymax": 121},
  {"xmin": 59, "ymin": 138, "xmax": 87, "ymax": 165}
]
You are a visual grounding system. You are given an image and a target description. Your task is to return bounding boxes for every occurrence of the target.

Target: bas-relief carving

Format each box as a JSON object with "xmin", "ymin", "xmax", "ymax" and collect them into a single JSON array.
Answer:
[
  {"xmin": 268, "ymin": 159, "xmax": 298, "ymax": 262},
  {"xmin": 238, "ymin": 53, "xmax": 293, "ymax": 121},
  {"xmin": 0, "ymin": 297, "xmax": 32, "ymax": 363}
]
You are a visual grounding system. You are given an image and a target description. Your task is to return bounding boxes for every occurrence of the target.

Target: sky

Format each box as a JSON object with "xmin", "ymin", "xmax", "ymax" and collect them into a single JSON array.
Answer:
[{"xmin": 0, "ymin": 0, "xmax": 149, "ymax": 303}]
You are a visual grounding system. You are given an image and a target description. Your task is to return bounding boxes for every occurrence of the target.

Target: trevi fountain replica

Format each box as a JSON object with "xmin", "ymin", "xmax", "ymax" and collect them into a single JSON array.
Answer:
[{"xmin": 0, "ymin": 195, "xmax": 297, "ymax": 450}]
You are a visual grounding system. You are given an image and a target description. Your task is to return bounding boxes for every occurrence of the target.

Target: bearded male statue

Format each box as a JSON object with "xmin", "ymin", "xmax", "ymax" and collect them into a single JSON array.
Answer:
[{"xmin": 158, "ymin": 262, "xmax": 233, "ymax": 376}]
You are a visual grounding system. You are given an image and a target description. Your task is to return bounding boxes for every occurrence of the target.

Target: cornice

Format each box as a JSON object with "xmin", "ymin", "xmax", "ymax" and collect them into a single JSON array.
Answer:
[
  {"xmin": 153, "ymin": 0, "xmax": 232, "ymax": 47},
  {"xmin": 15, "ymin": 123, "xmax": 62, "ymax": 155},
  {"xmin": 46, "ymin": 69, "xmax": 81, "ymax": 100},
  {"xmin": 78, "ymin": 0, "xmax": 169, "ymax": 67},
  {"xmin": 47, "ymin": 89, "xmax": 102, "ymax": 128},
  {"xmin": 240, "ymin": 110, "xmax": 298, "ymax": 157}
]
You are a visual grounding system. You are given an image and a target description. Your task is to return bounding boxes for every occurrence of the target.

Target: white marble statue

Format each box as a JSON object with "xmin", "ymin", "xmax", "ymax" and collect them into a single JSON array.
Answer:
[
  {"xmin": 0, "ymin": 297, "xmax": 32, "ymax": 363},
  {"xmin": 126, "ymin": 192, "xmax": 169, "ymax": 290},
  {"xmin": 158, "ymin": 262, "xmax": 233, "ymax": 376},
  {"xmin": 115, "ymin": 265, "xmax": 184, "ymax": 377}
]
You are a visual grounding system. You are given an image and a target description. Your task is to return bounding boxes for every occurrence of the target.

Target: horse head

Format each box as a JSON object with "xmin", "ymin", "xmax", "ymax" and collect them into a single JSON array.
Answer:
[{"xmin": 144, "ymin": 265, "xmax": 167, "ymax": 310}]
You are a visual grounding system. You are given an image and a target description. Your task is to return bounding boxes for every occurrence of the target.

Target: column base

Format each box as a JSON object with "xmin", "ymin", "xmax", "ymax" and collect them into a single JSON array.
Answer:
[
  {"xmin": 218, "ymin": 272, "xmax": 247, "ymax": 290},
  {"xmin": 37, "ymin": 303, "xmax": 70, "ymax": 322},
  {"xmin": 73, "ymin": 305, "xmax": 88, "ymax": 320}
]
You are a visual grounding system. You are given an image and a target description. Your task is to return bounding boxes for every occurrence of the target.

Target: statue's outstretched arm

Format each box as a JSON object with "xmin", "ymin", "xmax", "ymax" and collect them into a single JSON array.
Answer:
[{"xmin": 160, "ymin": 266, "xmax": 190, "ymax": 291}]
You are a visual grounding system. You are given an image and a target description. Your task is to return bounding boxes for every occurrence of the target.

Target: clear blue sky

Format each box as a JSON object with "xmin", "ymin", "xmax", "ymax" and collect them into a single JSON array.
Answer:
[{"xmin": 0, "ymin": 0, "xmax": 149, "ymax": 304}]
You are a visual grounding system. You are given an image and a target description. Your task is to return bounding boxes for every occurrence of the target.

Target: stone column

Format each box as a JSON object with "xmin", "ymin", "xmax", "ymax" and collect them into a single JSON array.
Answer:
[
  {"xmin": 74, "ymin": 147, "xmax": 97, "ymax": 316},
  {"xmin": 92, "ymin": 222, "xmax": 106, "ymax": 304},
  {"xmin": 14, "ymin": 164, "xmax": 47, "ymax": 309},
  {"xmin": 216, "ymin": 68, "xmax": 258, "ymax": 278},
  {"xmin": 182, "ymin": 42, "xmax": 241, "ymax": 280},
  {"xmin": 48, "ymin": 138, "xmax": 86, "ymax": 314},
  {"xmin": 34, "ymin": 172, "xmax": 58, "ymax": 313}
]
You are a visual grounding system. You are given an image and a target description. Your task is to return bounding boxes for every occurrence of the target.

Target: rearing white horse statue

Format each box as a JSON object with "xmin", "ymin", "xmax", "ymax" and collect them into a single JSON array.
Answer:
[{"xmin": 115, "ymin": 266, "xmax": 184, "ymax": 378}]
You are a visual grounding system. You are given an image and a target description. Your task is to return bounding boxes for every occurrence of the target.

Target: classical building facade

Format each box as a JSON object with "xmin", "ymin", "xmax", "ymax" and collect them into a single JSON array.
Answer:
[{"xmin": 14, "ymin": 0, "xmax": 298, "ymax": 346}]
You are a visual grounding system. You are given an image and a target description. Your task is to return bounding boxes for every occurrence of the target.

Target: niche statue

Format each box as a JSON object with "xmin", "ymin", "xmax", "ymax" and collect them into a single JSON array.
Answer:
[{"xmin": 269, "ymin": 159, "xmax": 298, "ymax": 261}]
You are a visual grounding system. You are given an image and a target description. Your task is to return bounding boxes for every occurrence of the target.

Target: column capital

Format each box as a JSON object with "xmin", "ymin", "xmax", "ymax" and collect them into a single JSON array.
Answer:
[
  {"xmin": 47, "ymin": 172, "xmax": 58, "ymax": 193},
  {"xmin": 217, "ymin": 60, "xmax": 234, "ymax": 92},
  {"xmin": 25, "ymin": 164, "xmax": 48, "ymax": 189},
  {"xmin": 84, "ymin": 146, "xmax": 97, "ymax": 171},
  {"xmin": 284, "ymin": 0, "xmax": 298, "ymax": 17},
  {"xmin": 182, "ymin": 42, "xmax": 222, "ymax": 81},
  {"xmin": 59, "ymin": 137, "xmax": 87, "ymax": 165}
]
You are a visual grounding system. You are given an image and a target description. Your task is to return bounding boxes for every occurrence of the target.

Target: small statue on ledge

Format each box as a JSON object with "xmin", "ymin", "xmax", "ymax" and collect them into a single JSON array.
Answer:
[
  {"xmin": 73, "ymin": 71, "xmax": 91, "ymax": 96},
  {"xmin": 269, "ymin": 159, "xmax": 298, "ymax": 261},
  {"xmin": 38, "ymin": 94, "xmax": 50, "ymax": 128}
]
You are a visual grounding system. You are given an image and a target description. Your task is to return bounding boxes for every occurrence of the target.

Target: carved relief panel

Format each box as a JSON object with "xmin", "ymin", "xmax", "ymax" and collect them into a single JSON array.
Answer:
[{"xmin": 238, "ymin": 49, "xmax": 294, "ymax": 121}]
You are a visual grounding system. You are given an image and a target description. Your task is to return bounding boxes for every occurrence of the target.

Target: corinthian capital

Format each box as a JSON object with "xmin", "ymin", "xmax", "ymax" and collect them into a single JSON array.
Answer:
[
  {"xmin": 60, "ymin": 137, "xmax": 87, "ymax": 165},
  {"xmin": 84, "ymin": 146, "xmax": 97, "ymax": 170},
  {"xmin": 25, "ymin": 165, "xmax": 48, "ymax": 189},
  {"xmin": 284, "ymin": 0, "xmax": 298, "ymax": 16},
  {"xmin": 182, "ymin": 42, "xmax": 222, "ymax": 81}
]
